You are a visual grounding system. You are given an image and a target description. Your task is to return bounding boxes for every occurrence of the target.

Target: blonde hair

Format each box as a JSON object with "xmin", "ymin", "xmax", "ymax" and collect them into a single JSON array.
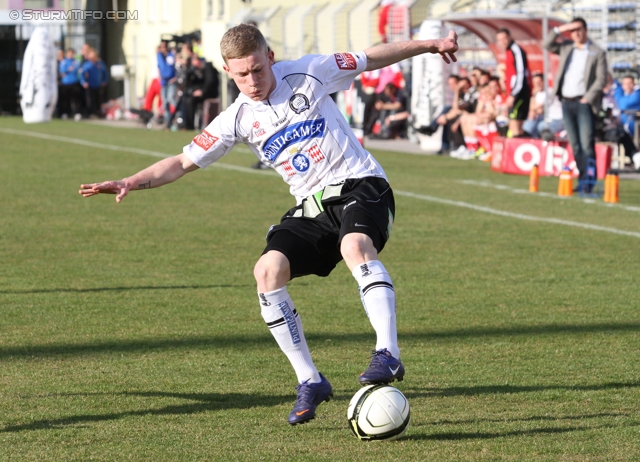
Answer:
[{"xmin": 220, "ymin": 23, "xmax": 268, "ymax": 63}]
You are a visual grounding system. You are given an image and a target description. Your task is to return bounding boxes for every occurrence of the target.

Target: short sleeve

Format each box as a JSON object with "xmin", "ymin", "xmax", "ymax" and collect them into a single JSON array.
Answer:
[
  {"xmin": 295, "ymin": 52, "xmax": 367, "ymax": 94},
  {"xmin": 183, "ymin": 103, "xmax": 240, "ymax": 168}
]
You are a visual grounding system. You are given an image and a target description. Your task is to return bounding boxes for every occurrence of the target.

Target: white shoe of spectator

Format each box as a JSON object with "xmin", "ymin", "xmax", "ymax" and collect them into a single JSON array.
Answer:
[
  {"xmin": 450, "ymin": 145, "xmax": 467, "ymax": 159},
  {"xmin": 459, "ymin": 149, "xmax": 475, "ymax": 160},
  {"xmin": 633, "ymin": 152, "xmax": 640, "ymax": 170}
]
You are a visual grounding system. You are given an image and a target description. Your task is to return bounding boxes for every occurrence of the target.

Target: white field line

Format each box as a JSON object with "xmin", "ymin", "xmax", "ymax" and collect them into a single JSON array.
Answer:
[
  {"xmin": 395, "ymin": 190, "xmax": 640, "ymax": 239},
  {"xmin": 459, "ymin": 179, "xmax": 640, "ymax": 213},
  {"xmin": 3, "ymin": 127, "xmax": 639, "ymax": 239},
  {"xmin": 0, "ymin": 127, "xmax": 274, "ymax": 176}
]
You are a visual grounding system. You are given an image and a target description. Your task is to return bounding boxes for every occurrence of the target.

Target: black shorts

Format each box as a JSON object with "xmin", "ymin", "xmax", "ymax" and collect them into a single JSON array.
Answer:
[
  {"xmin": 509, "ymin": 93, "xmax": 530, "ymax": 121},
  {"xmin": 263, "ymin": 177, "xmax": 395, "ymax": 279}
]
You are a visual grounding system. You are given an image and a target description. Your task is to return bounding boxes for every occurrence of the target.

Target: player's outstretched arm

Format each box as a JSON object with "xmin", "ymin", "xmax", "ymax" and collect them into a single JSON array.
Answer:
[
  {"xmin": 364, "ymin": 30, "xmax": 458, "ymax": 71},
  {"xmin": 79, "ymin": 153, "xmax": 199, "ymax": 203}
]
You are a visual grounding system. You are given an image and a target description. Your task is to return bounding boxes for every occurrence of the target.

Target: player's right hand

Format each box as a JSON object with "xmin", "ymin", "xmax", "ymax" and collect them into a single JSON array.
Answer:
[
  {"xmin": 438, "ymin": 30, "xmax": 458, "ymax": 64},
  {"xmin": 79, "ymin": 180, "xmax": 129, "ymax": 203}
]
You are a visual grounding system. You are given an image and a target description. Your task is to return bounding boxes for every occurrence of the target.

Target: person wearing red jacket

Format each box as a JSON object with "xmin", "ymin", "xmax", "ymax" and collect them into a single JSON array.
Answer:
[{"xmin": 496, "ymin": 28, "xmax": 531, "ymax": 137}]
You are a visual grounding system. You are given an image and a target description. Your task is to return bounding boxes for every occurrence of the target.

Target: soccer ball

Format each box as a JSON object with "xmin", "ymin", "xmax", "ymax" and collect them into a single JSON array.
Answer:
[{"xmin": 347, "ymin": 384, "xmax": 410, "ymax": 441}]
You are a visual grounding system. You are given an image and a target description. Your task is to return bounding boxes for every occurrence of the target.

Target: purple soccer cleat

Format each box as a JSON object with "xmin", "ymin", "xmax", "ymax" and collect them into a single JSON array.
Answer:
[
  {"xmin": 288, "ymin": 373, "xmax": 333, "ymax": 425},
  {"xmin": 359, "ymin": 348, "xmax": 405, "ymax": 386}
]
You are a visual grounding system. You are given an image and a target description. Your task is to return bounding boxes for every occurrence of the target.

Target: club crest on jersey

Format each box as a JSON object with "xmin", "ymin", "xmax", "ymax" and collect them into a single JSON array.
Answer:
[
  {"xmin": 289, "ymin": 93, "xmax": 310, "ymax": 114},
  {"xmin": 192, "ymin": 130, "xmax": 218, "ymax": 151},
  {"xmin": 262, "ymin": 118, "xmax": 325, "ymax": 162},
  {"xmin": 334, "ymin": 52, "xmax": 357, "ymax": 70},
  {"xmin": 292, "ymin": 153, "xmax": 310, "ymax": 173}
]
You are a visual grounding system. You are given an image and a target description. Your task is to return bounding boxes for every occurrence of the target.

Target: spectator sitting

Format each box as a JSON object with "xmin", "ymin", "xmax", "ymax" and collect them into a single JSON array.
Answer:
[
  {"xmin": 605, "ymin": 76, "xmax": 640, "ymax": 169},
  {"xmin": 452, "ymin": 77, "xmax": 505, "ymax": 159},
  {"xmin": 367, "ymin": 64, "xmax": 405, "ymax": 132},
  {"xmin": 360, "ymin": 69, "xmax": 381, "ymax": 136},
  {"xmin": 523, "ymin": 73, "xmax": 545, "ymax": 137},
  {"xmin": 181, "ymin": 54, "xmax": 220, "ymax": 130},
  {"xmin": 478, "ymin": 69, "xmax": 491, "ymax": 87},
  {"xmin": 466, "ymin": 68, "xmax": 481, "ymax": 104},
  {"xmin": 79, "ymin": 48, "xmax": 109, "ymax": 118},
  {"xmin": 371, "ymin": 83, "xmax": 408, "ymax": 139},
  {"xmin": 536, "ymin": 96, "xmax": 566, "ymax": 140},
  {"xmin": 613, "ymin": 75, "xmax": 640, "ymax": 169},
  {"xmin": 415, "ymin": 75, "xmax": 475, "ymax": 153},
  {"xmin": 414, "ymin": 74, "xmax": 460, "ymax": 136},
  {"xmin": 58, "ymin": 47, "xmax": 82, "ymax": 119}
]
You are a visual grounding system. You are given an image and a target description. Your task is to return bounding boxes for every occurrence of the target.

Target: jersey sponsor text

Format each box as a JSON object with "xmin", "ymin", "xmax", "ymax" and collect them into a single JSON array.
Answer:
[
  {"xmin": 263, "ymin": 118, "xmax": 326, "ymax": 161},
  {"xmin": 193, "ymin": 130, "xmax": 218, "ymax": 151},
  {"xmin": 334, "ymin": 53, "xmax": 357, "ymax": 70}
]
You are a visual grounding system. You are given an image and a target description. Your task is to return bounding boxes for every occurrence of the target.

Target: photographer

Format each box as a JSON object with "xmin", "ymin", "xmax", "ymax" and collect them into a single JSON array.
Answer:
[{"xmin": 181, "ymin": 54, "xmax": 220, "ymax": 130}]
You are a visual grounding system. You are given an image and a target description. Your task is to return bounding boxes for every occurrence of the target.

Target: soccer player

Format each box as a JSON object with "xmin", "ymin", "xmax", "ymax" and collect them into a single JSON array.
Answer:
[
  {"xmin": 79, "ymin": 24, "xmax": 458, "ymax": 425},
  {"xmin": 495, "ymin": 28, "xmax": 531, "ymax": 137}
]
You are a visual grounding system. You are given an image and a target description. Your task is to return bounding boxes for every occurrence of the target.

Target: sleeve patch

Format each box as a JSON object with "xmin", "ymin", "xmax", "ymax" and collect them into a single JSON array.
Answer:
[
  {"xmin": 334, "ymin": 53, "xmax": 357, "ymax": 70},
  {"xmin": 192, "ymin": 130, "xmax": 219, "ymax": 150}
]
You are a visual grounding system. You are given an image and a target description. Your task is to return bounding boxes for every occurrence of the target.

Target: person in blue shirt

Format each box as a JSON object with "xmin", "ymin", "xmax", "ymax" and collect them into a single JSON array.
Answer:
[
  {"xmin": 613, "ymin": 76, "xmax": 640, "ymax": 137},
  {"xmin": 157, "ymin": 40, "xmax": 177, "ymax": 129},
  {"xmin": 80, "ymin": 48, "xmax": 109, "ymax": 118},
  {"xmin": 58, "ymin": 48, "xmax": 82, "ymax": 118}
]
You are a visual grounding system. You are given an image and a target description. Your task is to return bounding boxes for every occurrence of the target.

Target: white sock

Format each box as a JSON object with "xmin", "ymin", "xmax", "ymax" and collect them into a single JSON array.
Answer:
[
  {"xmin": 352, "ymin": 260, "xmax": 400, "ymax": 358},
  {"xmin": 259, "ymin": 287, "xmax": 321, "ymax": 384}
]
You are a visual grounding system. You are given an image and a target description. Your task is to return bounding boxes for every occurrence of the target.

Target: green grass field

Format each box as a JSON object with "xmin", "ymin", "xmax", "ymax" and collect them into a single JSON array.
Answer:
[{"xmin": 1, "ymin": 116, "xmax": 639, "ymax": 461}]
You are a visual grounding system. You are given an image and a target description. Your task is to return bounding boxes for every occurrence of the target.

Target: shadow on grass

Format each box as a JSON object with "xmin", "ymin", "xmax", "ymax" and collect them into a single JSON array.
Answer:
[
  {"xmin": 418, "ymin": 412, "xmax": 629, "ymax": 427},
  {"xmin": 2, "ymin": 321, "xmax": 640, "ymax": 359},
  {"xmin": 402, "ymin": 381, "xmax": 640, "ymax": 399},
  {"xmin": 0, "ymin": 284, "xmax": 250, "ymax": 295},
  {"xmin": 405, "ymin": 418, "xmax": 640, "ymax": 441},
  {"xmin": 0, "ymin": 391, "xmax": 290, "ymax": 433}
]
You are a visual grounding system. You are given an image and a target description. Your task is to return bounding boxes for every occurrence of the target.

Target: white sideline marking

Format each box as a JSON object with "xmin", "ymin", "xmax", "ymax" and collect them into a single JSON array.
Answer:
[
  {"xmin": 0, "ymin": 127, "xmax": 275, "ymax": 176},
  {"xmin": 395, "ymin": 190, "xmax": 640, "ymax": 239},
  {"xmin": 3, "ymin": 127, "xmax": 639, "ymax": 239},
  {"xmin": 460, "ymin": 179, "xmax": 640, "ymax": 213}
]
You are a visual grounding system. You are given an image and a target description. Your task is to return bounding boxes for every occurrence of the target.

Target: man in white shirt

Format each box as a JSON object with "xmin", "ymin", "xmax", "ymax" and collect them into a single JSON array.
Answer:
[
  {"xmin": 544, "ymin": 18, "xmax": 607, "ymax": 191},
  {"xmin": 79, "ymin": 24, "xmax": 458, "ymax": 425}
]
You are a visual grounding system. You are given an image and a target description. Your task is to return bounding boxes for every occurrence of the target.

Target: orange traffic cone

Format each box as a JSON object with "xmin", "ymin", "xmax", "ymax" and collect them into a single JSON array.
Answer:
[
  {"xmin": 557, "ymin": 168, "xmax": 573, "ymax": 197},
  {"xmin": 604, "ymin": 171, "xmax": 619, "ymax": 203},
  {"xmin": 604, "ymin": 172, "xmax": 612, "ymax": 202},
  {"xmin": 529, "ymin": 164, "xmax": 539, "ymax": 193}
]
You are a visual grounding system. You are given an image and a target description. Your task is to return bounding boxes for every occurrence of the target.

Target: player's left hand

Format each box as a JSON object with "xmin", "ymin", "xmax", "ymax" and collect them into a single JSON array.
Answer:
[{"xmin": 438, "ymin": 30, "xmax": 458, "ymax": 64}]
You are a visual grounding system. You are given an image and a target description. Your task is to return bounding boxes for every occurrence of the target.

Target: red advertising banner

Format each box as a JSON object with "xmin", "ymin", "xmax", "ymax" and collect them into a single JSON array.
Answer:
[{"xmin": 492, "ymin": 138, "xmax": 612, "ymax": 179}]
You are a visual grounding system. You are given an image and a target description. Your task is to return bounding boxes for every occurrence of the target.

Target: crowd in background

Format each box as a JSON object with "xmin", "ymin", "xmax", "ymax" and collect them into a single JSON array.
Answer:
[
  {"xmin": 143, "ymin": 34, "xmax": 220, "ymax": 131},
  {"xmin": 55, "ymin": 18, "xmax": 640, "ymax": 177},
  {"xmin": 55, "ymin": 33, "xmax": 220, "ymax": 132},
  {"xmin": 355, "ymin": 19, "xmax": 640, "ymax": 178},
  {"xmin": 56, "ymin": 43, "xmax": 109, "ymax": 120}
]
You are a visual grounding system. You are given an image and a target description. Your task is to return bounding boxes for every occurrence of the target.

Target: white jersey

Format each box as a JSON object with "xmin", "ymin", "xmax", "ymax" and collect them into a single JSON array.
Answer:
[{"xmin": 183, "ymin": 52, "xmax": 387, "ymax": 203}]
